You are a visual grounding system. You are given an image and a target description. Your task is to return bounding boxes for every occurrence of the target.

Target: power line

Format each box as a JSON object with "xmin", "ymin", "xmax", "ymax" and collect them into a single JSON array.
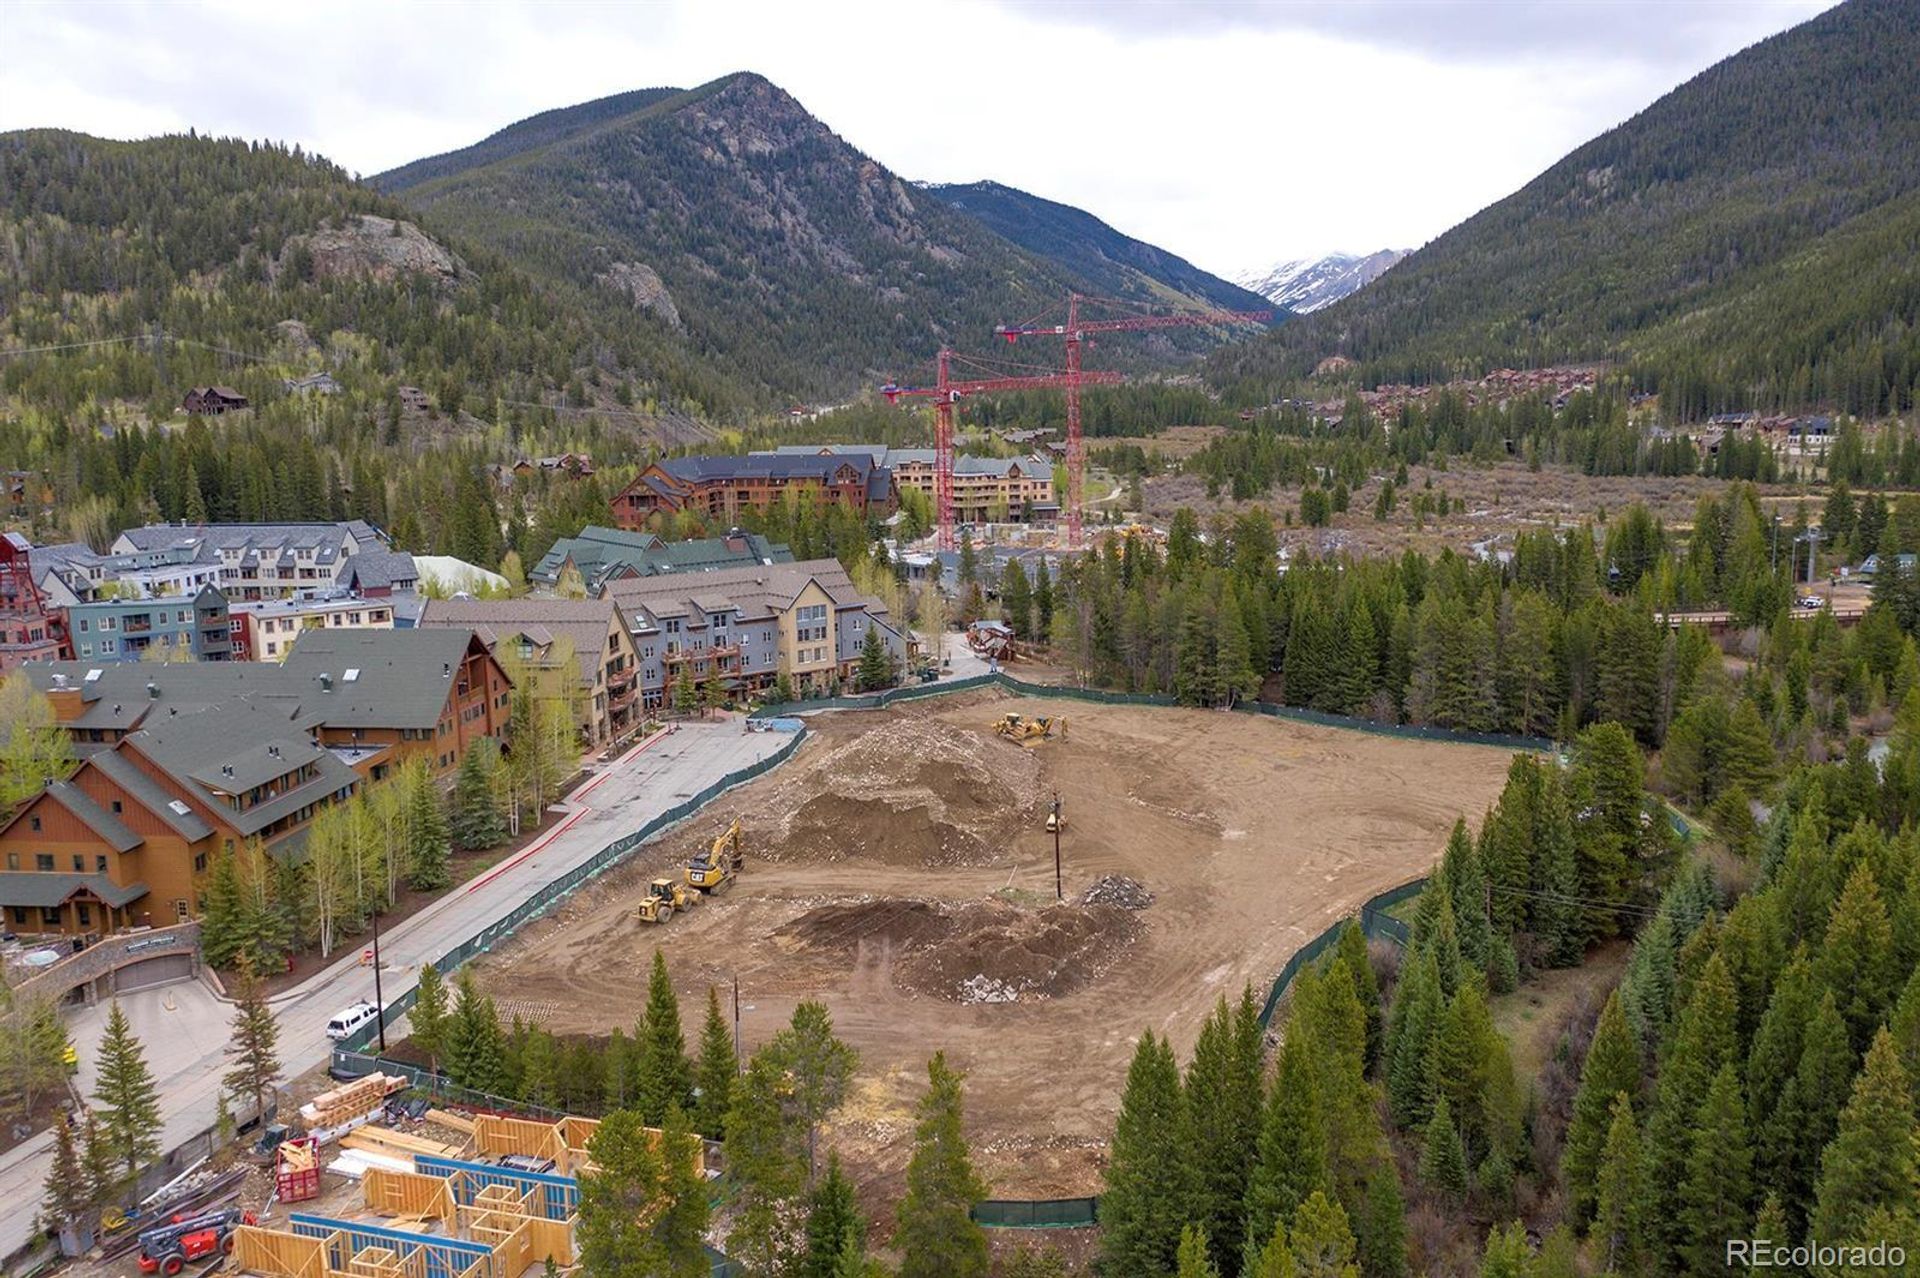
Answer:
[
  {"xmin": 0, "ymin": 334, "xmax": 154, "ymax": 359},
  {"xmin": 1489, "ymin": 884, "xmax": 1665, "ymax": 920}
]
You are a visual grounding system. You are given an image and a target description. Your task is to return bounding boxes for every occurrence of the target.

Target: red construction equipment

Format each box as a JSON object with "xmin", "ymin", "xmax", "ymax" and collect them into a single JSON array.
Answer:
[
  {"xmin": 996, "ymin": 295, "xmax": 1269, "ymax": 545},
  {"xmin": 135, "ymin": 1206, "xmax": 254, "ymax": 1275},
  {"xmin": 882, "ymin": 349, "xmax": 1121, "ymax": 551}
]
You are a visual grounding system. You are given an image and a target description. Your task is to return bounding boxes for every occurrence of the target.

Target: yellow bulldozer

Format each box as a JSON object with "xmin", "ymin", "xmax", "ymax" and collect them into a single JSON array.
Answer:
[
  {"xmin": 686, "ymin": 819, "xmax": 744, "ymax": 893},
  {"xmin": 637, "ymin": 876, "xmax": 700, "ymax": 925},
  {"xmin": 993, "ymin": 711, "xmax": 1066, "ymax": 744}
]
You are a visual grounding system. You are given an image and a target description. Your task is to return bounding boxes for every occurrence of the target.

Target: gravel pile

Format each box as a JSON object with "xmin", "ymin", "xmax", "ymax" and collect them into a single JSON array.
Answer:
[{"xmin": 1081, "ymin": 875, "xmax": 1155, "ymax": 910}]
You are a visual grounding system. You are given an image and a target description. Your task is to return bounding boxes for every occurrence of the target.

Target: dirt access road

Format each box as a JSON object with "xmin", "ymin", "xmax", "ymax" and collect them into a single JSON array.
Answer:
[{"xmin": 476, "ymin": 692, "xmax": 1517, "ymax": 1198}]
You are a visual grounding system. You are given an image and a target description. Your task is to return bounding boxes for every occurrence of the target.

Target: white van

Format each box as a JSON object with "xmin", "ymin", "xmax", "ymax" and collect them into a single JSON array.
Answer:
[{"xmin": 325, "ymin": 1001, "xmax": 380, "ymax": 1041}]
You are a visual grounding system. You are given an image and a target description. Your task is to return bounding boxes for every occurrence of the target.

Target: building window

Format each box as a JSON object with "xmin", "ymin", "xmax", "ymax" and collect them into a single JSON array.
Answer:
[
  {"xmin": 71, "ymin": 855, "xmax": 83, "ymax": 872},
  {"xmin": 29, "ymin": 816, "xmax": 39, "ymax": 832},
  {"xmin": 10, "ymin": 907, "xmax": 25, "ymax": 925},
  {"xmin": 35, "ymin": 853, "xmax": 53, "ymax": 871},
  {"xmin": 194, "ymin": 852, "xmax": 208, "ymax": 872},
  {"xmin": 174, "ymin": 899, "xmax": 190, "ymax": 922},
  {"xmin": 111, "ymin": 800, "xmax": 123, "ymax": 814},
  {"xmin": 41, "ymin": 906, "xmax": 60, "ymax": 926},
  {"xmin": 4, "ymin": 852, "xmax": 14, "ymax": 870},
  {"xmin": 96, "ymin": 855, "xmax": 107, "ymax": 872},
  {"xmin": 76, "ymin": 903, "xmax": 91, "ymax": 927}
]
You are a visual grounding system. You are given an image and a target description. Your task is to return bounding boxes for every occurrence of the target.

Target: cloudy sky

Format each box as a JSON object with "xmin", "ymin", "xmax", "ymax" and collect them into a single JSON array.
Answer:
[{"xmin": 2, "ymin": 0, "xmax": 1836, "ymax": 279}]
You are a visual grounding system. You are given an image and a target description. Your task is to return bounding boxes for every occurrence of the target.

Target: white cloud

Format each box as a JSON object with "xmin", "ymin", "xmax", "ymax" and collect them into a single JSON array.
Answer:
[{"xmin": 0, "ymin": 0, "xmax": 1836, "ymax": 279}]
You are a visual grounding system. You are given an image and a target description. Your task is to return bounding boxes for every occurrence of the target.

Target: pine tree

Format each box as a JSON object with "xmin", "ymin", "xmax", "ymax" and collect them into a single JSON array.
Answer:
[
  {"xmin": 1476, "ymin": 1222, "xmax": 1531, "ymax": 1278},
  {"xmin": 1816, "ymin": 861, "xmax": 1897, "ymax": 1054},
  {"xmin": 41, "ymin": 1118, "xmax": 92, "ymax": 1232},
  {"xmin": 405, "ymin": 767, "xmax": 452, "ymax": 890},
  {"xmin": 999, "ymin": 560, "xmax": 1033, "ymax": 639},
  {"xmin": 447, "ymin": 968, "xmax": 507, "ymax": 1094},
  {"xmin": 767, "ymin": 1000, "xmax": 858, "ymax": 1183},
  {"xmin": 223, "ymin": 956, "xmax": 281, "ymax": 1117},
  {"xmin": 198, "ymin": 850, "xmax": 247, "ymax": 969},
  {"xmin": 410, "ymin": 962, "xmax": 449, "ymax": 1073},
  {"xmin": 450, "ymin": 739, "xmax": 506, "ymax": 850},
  {"xmin": 80, "ymin": 1112, "xmax": 116, "ymax": 1210},
  {"xmin": 658, "ymin": 1106, "xmax": 712, "ymax": 1278},
  {"xmin": 1102, "ymin": 1032, "xmax": 1191, "ymax": 1278},
  {"xmin": 1417, "ymin": 1095, "xmax": 1467, "ymax": 1197},
  {"xmin": 1537, "ymin": 776, "xmax": 1585, "ymax": 964},
  {"xmin": 91, "ymin": 1003, "xmax": 161, "ymax": 1180},
  {"xmin": 673, "ymin": 666, "xmax": 698, "ymax": 716},
  {"xmin": 1760, "ymin": 989, "xmax": 1853, "ymax": 1232},
  {"xmin": 1033, "ymin": 559, "xmax": 1054, "ymax": 639},
  {"xmin": 1681, "ymin": 1064, "xmax": 1754, "ymax": 1273},
  {"xmin": 1744, "ymin": 954, "xmax": 1814, "ymax": 1143},
  {"xmin": 519, "ymin": 1028, "xmax": 558, "ymax": 1109},
  {"xmin": 578, "ymin": 1109, "xmax": 669, "ymax": 1278},
  {"xmin": 724, "ymin": 1053, "xmax": 808, "ymax": 1275},
  {"xmin": 1289, "ymin": 1191, "xmax": 1360, "ymax": 1278},
  {"xmin": 1811, "ymin": 1029, "xmax": 1917, "ymax": 1242},
  {"xmin": 636, "ymin": 951, "xmax": 691, "ymax": 1124},
  {"xmin": 1644, "ymin": 950, "xmax": 1738, "ymax": 1267},
  {"xmin": 1183, "ymin": 994, "xmax": 1263, "ymax": 1272},
  {"xmin": 1384, "ymin": 951, "xmax": 1440, "ymax": 1127},
  {"xmin": 1245, "ymin": 1034, "xmax": 1328, "ymax": 1257},
  {"xmin": 694, "ymin": 986, "xmax": 736, "ymax": 1140},
  {"xmin": 1562, "ymin": 991, "xmax": 1641, "ymax": 1219},
  {"xmin": 896, "ymin": 1052, "xmax": 990, "ymax": 1278},
  {"xmin": 1353, "ymin": 1169, "xmax": 1407, "ymax": 1278},
  {"xmin": 799, "ymin": 1154, "xmax": 863, "ymax": 1278},
  {"xmin": 1334, "ymin": 923, "xmax": 1383, "ymax": 1073},
  {"xmin": 857, "ymin": 624, "xmax": 895, "ymax": 692},
  {"xmin": 1179, "ymin": 1224, "xmax": 1222, "ymax": 1278},
  {"xmin": 1591, "ymin": 1093, "xmax": 1646, "ymax": 1276},
  {"xmin": 1246, "ymin": 1218, "xmax": 1297, "ymax": 1278}
]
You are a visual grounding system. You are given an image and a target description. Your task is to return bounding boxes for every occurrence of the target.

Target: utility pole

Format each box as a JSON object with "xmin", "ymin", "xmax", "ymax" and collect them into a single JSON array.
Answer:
[
  {"xmin": 732, "ymin": 976, "xmax": 742, "ymax": 1073},
  {"xmin": 371, "ymin": 905, "xmax": 387, "ymax": 1054},
  {"xmin": 1052, "ymin": 792, "xmax": 1064, "ymax": 902}
]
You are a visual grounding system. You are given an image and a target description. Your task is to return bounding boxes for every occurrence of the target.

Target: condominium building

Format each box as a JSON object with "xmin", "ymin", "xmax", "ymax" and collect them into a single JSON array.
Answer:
[
  {"xmin": 417, "ymin": 597, "xmax": 641, "ymax": 745},
  {"xmin": 229, "ymin": 594, "xmax": 398, "ymax": 662},
  {"xmin": 757, "ymin": 445, "xmax": 1057, "ymax": 523},
  {"xmin": 604, "ymin": 559, "xmax": 909, "ymax": 705},
  {"xmin": 110, "ymin": 521, "xmax": 390, "ymax": 601},
  {"xmin": 64, "ymin": 587, "xmax": 233, "ymax": 664},
  {"xmin": 529, "ymin": 526, "xmax": 791, "ymax": 595}
]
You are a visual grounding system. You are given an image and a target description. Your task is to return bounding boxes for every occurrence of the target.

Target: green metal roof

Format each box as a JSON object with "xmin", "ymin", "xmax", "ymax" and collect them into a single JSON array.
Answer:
[{"xmin": 0, "ymin": 871, "xmax": 148, "ymax": 909}]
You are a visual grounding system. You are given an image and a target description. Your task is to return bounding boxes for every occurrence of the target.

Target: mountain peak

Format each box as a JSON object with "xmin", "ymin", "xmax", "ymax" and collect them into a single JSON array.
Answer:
[{"xmin": 1237, "ymin": 250, "xmax": 1408, "ymax": 314}]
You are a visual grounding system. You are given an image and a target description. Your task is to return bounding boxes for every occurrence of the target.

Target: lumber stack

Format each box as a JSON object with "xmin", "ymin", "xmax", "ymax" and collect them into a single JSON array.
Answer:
[
  {"xmin": 341, "ymin": 1125, "xmax": 463, "ymax": 1161},
  {"xmin": 425, "ymin": 1108, "xmax": 475, "ymax": 1135},
  {"xmin": 299, "ymin": 1072, "xmax": 405, "ymax": 1129}
]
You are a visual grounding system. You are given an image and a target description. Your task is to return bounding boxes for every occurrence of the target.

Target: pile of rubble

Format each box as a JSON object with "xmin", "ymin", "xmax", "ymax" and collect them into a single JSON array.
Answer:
[{"xmin": 1081, "ymin": 875, "xmax": 1154, "ymax": 910}]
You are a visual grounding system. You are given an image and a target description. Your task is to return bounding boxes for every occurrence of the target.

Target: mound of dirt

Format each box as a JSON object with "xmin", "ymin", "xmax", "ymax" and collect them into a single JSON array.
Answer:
[
  {"xmin": 775, "ymin": 896, "xmax": 1141, "ymax": 1005},
  {"xmin": 900, "ymin": 902, "xmax": 1141, "ymax": 1004},
  {"xmin": 769, "ymin": 719, "xmax": 1044, "ymax": 867}
]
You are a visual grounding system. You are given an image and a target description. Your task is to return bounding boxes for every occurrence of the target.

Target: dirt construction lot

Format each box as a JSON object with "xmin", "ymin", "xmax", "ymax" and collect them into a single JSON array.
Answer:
[{"xmin": 476, "ymin": 691, "xmax": 1516, "ymax": 1198}]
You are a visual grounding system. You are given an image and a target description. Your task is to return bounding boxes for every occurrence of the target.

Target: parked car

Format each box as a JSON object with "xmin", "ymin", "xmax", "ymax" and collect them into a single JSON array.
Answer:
[{"xmin": 324, "ymin": 1001, "xmax": 380, "ymax": 1041}]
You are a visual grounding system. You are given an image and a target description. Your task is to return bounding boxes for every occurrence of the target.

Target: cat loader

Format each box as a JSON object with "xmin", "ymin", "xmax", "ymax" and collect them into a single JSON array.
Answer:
[
  {"xmin": 637, "ymin": 876, "xmax": 700, "ymax": 924},
  {"xmin": 993, "ymin": 711, "xmax": 1065, "ymax": 744},
  {"xmin": 686, "ymin": 819, "xmax": 744, "ymax": 893}
]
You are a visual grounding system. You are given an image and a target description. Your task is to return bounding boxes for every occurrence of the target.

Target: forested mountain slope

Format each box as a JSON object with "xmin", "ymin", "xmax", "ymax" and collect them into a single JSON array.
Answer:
[
  {"xmin": 378, "ymin": 75, "xmax": 1241, "ymax": 399},
  {"xmin": 924, "ymin": 179, "xmax": 1271, "ymax": 316},
  {"xmin": 0, "ymin": 128, "xmax": 748, "ymax": 420},
  {"xmin": 1210, "ymin": 0, "xmax": 1920, "ymax": 421}
]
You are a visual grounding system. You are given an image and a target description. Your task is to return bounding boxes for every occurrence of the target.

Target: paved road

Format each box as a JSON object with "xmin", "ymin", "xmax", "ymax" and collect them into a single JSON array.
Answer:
[{"xmin": 0, "ymin": 718, "xmax": 789, "ymax": 1261}]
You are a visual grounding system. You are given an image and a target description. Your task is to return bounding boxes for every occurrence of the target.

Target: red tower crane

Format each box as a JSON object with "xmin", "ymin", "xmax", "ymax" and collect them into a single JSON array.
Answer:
[
  {"xmin": 882, "ymin": 348, "xmax": 1122, "ymax": 552},
  {"xmin": 996, "ymin": 295, "xmax": 1269, "ymax": 545}
]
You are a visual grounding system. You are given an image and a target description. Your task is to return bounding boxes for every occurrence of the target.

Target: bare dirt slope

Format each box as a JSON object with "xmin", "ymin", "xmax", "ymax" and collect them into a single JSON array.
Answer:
[{"xmin": 476, "ymin": 692, "xmax": 1516, "ymax": 1197}]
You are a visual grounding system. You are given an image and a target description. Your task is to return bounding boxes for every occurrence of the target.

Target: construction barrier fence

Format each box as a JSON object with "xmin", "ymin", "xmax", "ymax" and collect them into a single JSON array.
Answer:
[
  {"xmin": 754, "ymin": 672, "xmax": 1553, "ymax": 754},
  {"xmin": 334, "ymin": 728, "xmax": 809, "ymax": 1060}
]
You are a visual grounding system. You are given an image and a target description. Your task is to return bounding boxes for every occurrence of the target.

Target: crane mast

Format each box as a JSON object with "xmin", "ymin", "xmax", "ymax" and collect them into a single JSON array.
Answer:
[
  {"xmin": 996, "ymin": 295, "xmax": 1269, "ymax": 545},
  {"xmin": 881, "ymin": 348, "xmax": 1121, "ymax": 551}
]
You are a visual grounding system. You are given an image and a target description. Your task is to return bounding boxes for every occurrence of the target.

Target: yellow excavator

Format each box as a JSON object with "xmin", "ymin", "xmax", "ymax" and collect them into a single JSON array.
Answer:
[
  {"xmin": 993, "ymin": 711, "xmax": 1066, "ymax": 744},
  {"xmin": 637, "ymin": 876, "xmax": 700, "ymax": 924},
  {"xmin": 686, "ymin": 819, "xmax": 744, "ymax": 893}
]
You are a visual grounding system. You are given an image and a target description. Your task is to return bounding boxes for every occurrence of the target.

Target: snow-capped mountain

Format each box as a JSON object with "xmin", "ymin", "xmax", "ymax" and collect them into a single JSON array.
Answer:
[{"xmin": 1236, "ymin": 249, "xmax": 1410, "ymax": 314}]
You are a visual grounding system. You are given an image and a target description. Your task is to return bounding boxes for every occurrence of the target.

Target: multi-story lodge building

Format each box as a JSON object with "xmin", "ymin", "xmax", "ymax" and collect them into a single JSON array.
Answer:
[
  {"xmin": 610, "ymin": 454, "xmax": 896, "ymax": 529},
  {"xmin": 0, "ymin": 629, "xmax": 511, "ymax": 936},
  {"xmin": 604, "ymin": 559, "xmax": 909, "ymax": 706}
]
